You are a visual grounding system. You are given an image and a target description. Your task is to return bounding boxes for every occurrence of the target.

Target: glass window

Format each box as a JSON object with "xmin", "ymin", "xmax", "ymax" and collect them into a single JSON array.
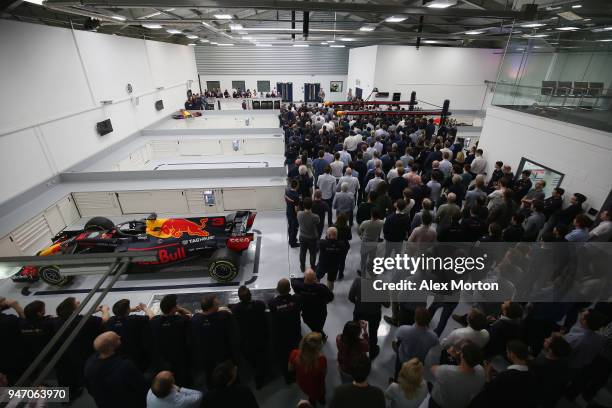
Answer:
[
  {"xmin": 516, "ymin": 158, "xmax": 564, "ymax": 198},
  {"xmin": 206, "ymin": 81, "xmax": 220, "ymax": 91},
  {"xmin": 257, "ymin": 80, "xmax": 271, "ymax": 92},
  {"xmin": 232, "ymin": 81, "xmax": 246, "ymax": 91}
]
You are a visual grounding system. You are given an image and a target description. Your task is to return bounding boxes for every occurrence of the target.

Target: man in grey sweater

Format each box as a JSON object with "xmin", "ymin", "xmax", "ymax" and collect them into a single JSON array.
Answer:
[
  {"xmin": 358, "ymin": 208, "xmax": 384, "ymax": 276},
  {"xmin": 297, "ymin": 197, "xmax": 320, "ymax": 272},
  {"xmin": 333, "ymin": 182, "xmax": 356, "ymax": 226},
  {"xmin": 522, "ymin": 199, "xmax": 545, "ymax": 241}
]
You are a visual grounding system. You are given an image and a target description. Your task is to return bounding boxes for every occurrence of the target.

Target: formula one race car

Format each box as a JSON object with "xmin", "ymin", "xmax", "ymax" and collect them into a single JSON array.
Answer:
[{"xmin": 12, "ymin": 211, "xmax": 256, "ymax": 286}]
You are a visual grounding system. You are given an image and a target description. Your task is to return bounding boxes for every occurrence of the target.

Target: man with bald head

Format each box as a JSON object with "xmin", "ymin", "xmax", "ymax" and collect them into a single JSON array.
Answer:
[
  {"xmin": 291, "ymin": 268, "xmax": 334, "ymax": 340},
  {"xmin": 146, "ymin": 370, "xmax": 202, "ymax": 408},
  {"xmin": 84, "ymin": 331, "xmax": 147, "ymax": 408}
]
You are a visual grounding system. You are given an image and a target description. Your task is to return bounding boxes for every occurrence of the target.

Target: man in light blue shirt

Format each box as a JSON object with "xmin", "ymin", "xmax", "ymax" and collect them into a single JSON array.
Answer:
[
  {"xmin": 565, "ymin": 214, "xmax": 591, "ymax": 242},
  {"xmin": 146, "ymin": 371, "xmax": 202, "ymax": 408}
]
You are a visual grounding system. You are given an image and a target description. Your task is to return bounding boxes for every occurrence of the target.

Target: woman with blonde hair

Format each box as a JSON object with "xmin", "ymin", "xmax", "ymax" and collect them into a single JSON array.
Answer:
[
  {"xmin": 289, "ymin": 332, "xmax": 327, "ymax": 406},
  {"xmin": 385, "ymin": 358, "xmax": 428, "ymax": 408}
]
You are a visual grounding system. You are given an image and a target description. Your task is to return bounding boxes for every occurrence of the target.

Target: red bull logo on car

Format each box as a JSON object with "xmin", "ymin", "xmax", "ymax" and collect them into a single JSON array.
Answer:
[{"xmin": 147, "ymin": 218, "xmax": 209, "ymax": 239}]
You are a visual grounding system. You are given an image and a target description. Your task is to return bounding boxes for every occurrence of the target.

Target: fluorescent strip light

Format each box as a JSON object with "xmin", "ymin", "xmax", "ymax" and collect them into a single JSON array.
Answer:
[
  {"xmin": 142, "ymin": 24, "xmax": 162, "ymax": 29},
  {"xmin": 229, "ymin": 24, "xmax": 243, "ymax": 30},
  {"xmin": 423, "ymin": 40, "xmax": 438, "ymax": 44},
  {"xmin": 521, "ymin": 23, "xmax": 546, "ymax": 28},
  {"xmin": 604, "ymin": 27, "xmax": 612, "ymax": 31},
  {"xmin": 360, "ymin": 26, "xmax": 375, "ymax": 32},
  {"xmin": 112, "ymin": 15, "xmax": 126, "ymax": 21},
  {"xmin": 214, "ymin": 14, "xmax": 232, "ymax": 19},
  {"xmin": 256, "ymin": 43, "xmax": 272, "ymax": 47},
  {"xmin": 340, "ymin": 38, "xmax": 354, "ymax": 41},
  {"xmin": 186, "ymin": 35, "xmax": 198, "ymax": 39},
  {"xmin": 293, "ymin": 44, "xmax": 309, "ymax": 47},
  {"xmin": 598, "ymin": 39, "xmax": 612, "ymax": 42},
  {"xmin": 217, "ymin": 43, "xmax": 234, "ymax": 46},
  {"xmin": 558, "ymin": 11, "xmax": 582, "ymax": 21},
  {"xmin": 385, "ymin": 16, "xmax": 406, "ymax": 23},
  {"xmin": 321, "ymin": 42, "xmax": 328, "ymax": 45},
  {"xmin": 188, "ymin": 43, "xmax": 196, "ymax": 46},
  {"xmin": 556, "ymin": 26, "xmax": 579, "ymax": 31},
  {"xmin": 572, "ymin": 4, "xmax": 582, "ymax": 8},
  {"xmin": 328, "ymin": 40, "xmax": 335, "ymax": 43},
  {"xmin": 330, "ymin": 44, "xmax": 346, "ymax": 48},
  {"xmin": 164, "ymin": 8, "xmax": 175, "ymax": 12},
  {"xmin": 426, "ymin": 0, "xmax": 456, "ymax": 9},
  {"xmin": 166, "ymin": 29, "xmax": 182, "ymax": 34},
  {"xmin": 241, "ymin": 36, "xmax": 253, "ymax": 40},
  {"xmin": 523, "ymin": 33, "xmax": 548, "ymax": 38},
  {"xmin": 23, "ymin": 0, "xmax": 44, "ymax": 4},
  {"xmin": 199, "ymin": 39, "xmax": 209, "ymax": 43},
  {"xmin": 210, "ymin": 42, "xmax": 219, "ymax": 45},
  {"xmin": 465, "ymin": 31, "xmax": 483, "ymax": 35}
]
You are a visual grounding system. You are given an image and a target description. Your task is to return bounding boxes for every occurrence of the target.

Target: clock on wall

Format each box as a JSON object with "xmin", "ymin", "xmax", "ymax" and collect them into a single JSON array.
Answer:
[{"xmin": 126, "ymin": 83, "xmax": 133, "ymax": 94}]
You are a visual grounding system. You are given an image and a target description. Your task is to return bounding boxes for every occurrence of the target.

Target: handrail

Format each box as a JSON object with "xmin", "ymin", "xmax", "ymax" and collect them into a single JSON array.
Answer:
[{"xmin": 484, "ymin": 80, "xmax": 610, "ymax": 94}]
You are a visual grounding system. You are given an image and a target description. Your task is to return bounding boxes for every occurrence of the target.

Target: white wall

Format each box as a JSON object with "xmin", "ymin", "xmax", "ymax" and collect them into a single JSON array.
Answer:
[
  {"xmin": 478, "ymin": 105, "xmax": 612, "ymax": 213},
  {"xmin": 371, "ymin": 46, "xmax": 503, "ymax": 110},
  {"xmin": 0, "ymin": 20, "xmax": 198, "ymax": 204},
  {"xmin": 346, "ymin": 46, "xmax": 378, "ymax": 100},
  {"xmin": 198, "ymin": 75, "xmax": 347, "ymax": 102}
]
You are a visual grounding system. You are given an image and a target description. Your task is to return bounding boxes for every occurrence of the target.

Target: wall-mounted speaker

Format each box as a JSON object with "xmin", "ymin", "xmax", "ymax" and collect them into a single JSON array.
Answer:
[
  {"xmin": 155, "ymin": 100, "xmax": 164, "ymax": 111},
  {"xmin": 96, "ymin": 119, "xmax": 113, "ymax": 136}
]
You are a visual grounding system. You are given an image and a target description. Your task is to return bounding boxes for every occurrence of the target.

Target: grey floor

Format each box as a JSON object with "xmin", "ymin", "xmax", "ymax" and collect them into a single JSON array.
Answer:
[{"xmin": 0, "ymin": 210, "xmax": 591, "ymax": 407}]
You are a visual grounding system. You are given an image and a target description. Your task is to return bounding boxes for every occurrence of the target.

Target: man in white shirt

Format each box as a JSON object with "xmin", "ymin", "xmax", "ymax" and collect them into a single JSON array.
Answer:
[
  {"xmin": 344, "ymin": 133, "xmax": 361, "ymax": 154},
  {"xmin": 317, "ymin": 166, "xmax": 336, "ymax": 226},
  {"xmin": 589, "ymin": 209, "xmax": 611, "ymax": 241},
  {"xmin": 470, "ymin": 149, "xmax": 487, "ymax": 175},
  {"xmin": 386, "ymin": 160, "xmax": 404, "ymax": 182},
  {"xmin": 365, "ymin": 169, "xmax": 384, "ymax": 195},
  {"xmin": 330, "ymin": 152, "xmax": 345, "ymax": 178},
  {"xmin": 338, "ymin": 145, "xmax": 352, "ymax": 167},
  {"xmin": 438, "ymin": 152, "xmax": 453, "ymax": 179},
  {"xmin": 338, "ymin": 168, "xmax": 360, "ymax": 196},
  {"xmin": 441, "ymin": 308, "xmax": 490, "ymax": 349},
  {"xmin": 147, "ymin": 371, "xmax": 202, "ymax": 408}
]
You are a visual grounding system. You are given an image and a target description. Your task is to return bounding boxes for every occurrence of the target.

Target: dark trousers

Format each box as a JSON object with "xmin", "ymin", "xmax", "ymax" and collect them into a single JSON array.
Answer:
[
  {"xmin": 353, "ymin": 310, "xmax": 381, "ymax": 351},
  {"xmin": 275, "ymin": 338, "xmax": 300, "ymax": 382},
  {"xmin": 303, "ymin": 311, "xmax": 327, "ymax": 336},
  {"xmin": 428, "ymin": 301, "xmax": 458, "ymax": 337},
  {"xmin": 338, "ymin": 245, "xmax": 349, "ymax": 276},
  {"xmin": 287, "ymin": 214, "xmax": 298, "ymax": 245},
  {"xmin": 323, "ymin": 198, "xmax": 334, "ymax": 226},
  {"xmin": 299, "ymin": 237, "xmax": 318, "ymax": 272},
  {"xmin": 242, "ymin": 346, "xmax": 268, "ymax": 386}
]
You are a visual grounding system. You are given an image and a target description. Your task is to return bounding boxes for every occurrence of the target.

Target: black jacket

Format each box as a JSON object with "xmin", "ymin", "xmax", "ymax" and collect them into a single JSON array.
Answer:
[{"xmin": 383, "ymin": 212, "xmax": 410, "ymax": 242}]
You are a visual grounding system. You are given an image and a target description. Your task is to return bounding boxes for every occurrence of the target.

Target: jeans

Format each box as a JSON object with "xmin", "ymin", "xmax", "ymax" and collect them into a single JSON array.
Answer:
[
  {"xmin": 299, "ymin": 237, "xmax": 318, "ymax": 272},
  {"xmin": 360, "ymin": 241, "xmax": 379, "ymax": 274},
  {"xmin": 384, "ymin": 241, "xmax": 404, "ymax": 258}
]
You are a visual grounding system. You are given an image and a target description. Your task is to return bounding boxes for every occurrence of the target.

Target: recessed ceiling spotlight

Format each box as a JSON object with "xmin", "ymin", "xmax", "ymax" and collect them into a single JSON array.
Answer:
[
  {"xmin": 516, "ymin": 48, "xmax": 525, "ymax": 51},
  {"xmin": 423, "ymin": 40, "xmax": 438, "ymax": 44},
  {"xmin": 340, "ymin": 38, "xmax": 354, "ymax": 41},
  {"xmin": 186, "ymin": 35, "xmax": 198, "ymax": 39},
  {"xmin": 330, "ymin": 44, "xmax": 346, "ymax": 48},
  {"xmin": 556, "ymin": 26, "xmax": 579, "ymax": 31},
  {"xmin": 360, "ymin": 26, "xmax": 375, "ymax": 32},
  {"xmin": 142, "ymin": 24, "xmax": 162, "ymax": 29},
  {"xmin": 166, "ymin": 29, "xmax": 182, "ymax": 34},
  {"xmin": 214, "ymin": 14, "xmax": 232, "ymax": 20},
  {"xmin": 521, "ymin": 23, "xmax": 546, "ymax": 28},
  {"xmin": 111, "ymin": 15, "xmax": 126, "ymax": 21},
  {"xmin": 188, "ymin": 43, "xmax": 196, "ymax": 46},
  {"xmin": 465, "ymin": 31, "xmax": 483, "ymax": 35},
  {"xmin": 385, "ymin": 16, "xmax": 406, "ymax": 23},
  {"xmin": 328, "ymin": 40, "xmax": 335, "ymax": 43}
]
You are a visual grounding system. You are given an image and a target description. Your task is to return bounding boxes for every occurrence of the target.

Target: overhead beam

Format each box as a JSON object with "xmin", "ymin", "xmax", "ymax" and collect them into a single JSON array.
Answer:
[{"xmin": 43, "ymin": 0, "xmax": 528, "ymax": 19}]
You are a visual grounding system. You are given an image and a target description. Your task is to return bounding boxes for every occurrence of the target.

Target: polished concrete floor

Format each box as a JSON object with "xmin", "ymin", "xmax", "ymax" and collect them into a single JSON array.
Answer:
[{"xmin": 0, "ymin": 210, "xmax": 595, "ymax": 407}]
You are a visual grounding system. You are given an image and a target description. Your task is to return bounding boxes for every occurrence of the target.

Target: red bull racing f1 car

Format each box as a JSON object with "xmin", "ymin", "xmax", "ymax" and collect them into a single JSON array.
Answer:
[{"xmin": 12, "ymin": 211, "xmax": 256, "ymax": 286}]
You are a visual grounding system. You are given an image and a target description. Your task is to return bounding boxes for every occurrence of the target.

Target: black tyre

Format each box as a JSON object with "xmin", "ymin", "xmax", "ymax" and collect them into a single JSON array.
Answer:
[
  {"xmin": 39, "ymin": 265, "xmax": 73, "ymax": 287},
  {"xmin": 208, "ymin": 248, "xmax": 239, "ymax": 282},
  {"xmin": 84, "ymin": 216, "xmax": 115, "ymax": 232}
]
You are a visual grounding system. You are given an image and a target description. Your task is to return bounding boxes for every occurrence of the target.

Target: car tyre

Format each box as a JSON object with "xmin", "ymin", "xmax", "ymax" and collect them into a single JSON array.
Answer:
[
  {"xmin": 208, "ymin": 248, "xmax": 239, "ymax": 282},
  {"xmin": 39, "ymin": 265, "xmax": 73, "ymax": 287},
  {"xmin": 84, "ymin": 217, "xmax": 115, "ymax": 232}
]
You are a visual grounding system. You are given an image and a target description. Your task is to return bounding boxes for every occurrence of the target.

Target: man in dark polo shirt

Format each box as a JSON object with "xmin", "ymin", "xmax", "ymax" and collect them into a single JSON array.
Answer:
[{"xmin": 291, "ymin": 268, "xmax": 334, "ymax": 340}]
